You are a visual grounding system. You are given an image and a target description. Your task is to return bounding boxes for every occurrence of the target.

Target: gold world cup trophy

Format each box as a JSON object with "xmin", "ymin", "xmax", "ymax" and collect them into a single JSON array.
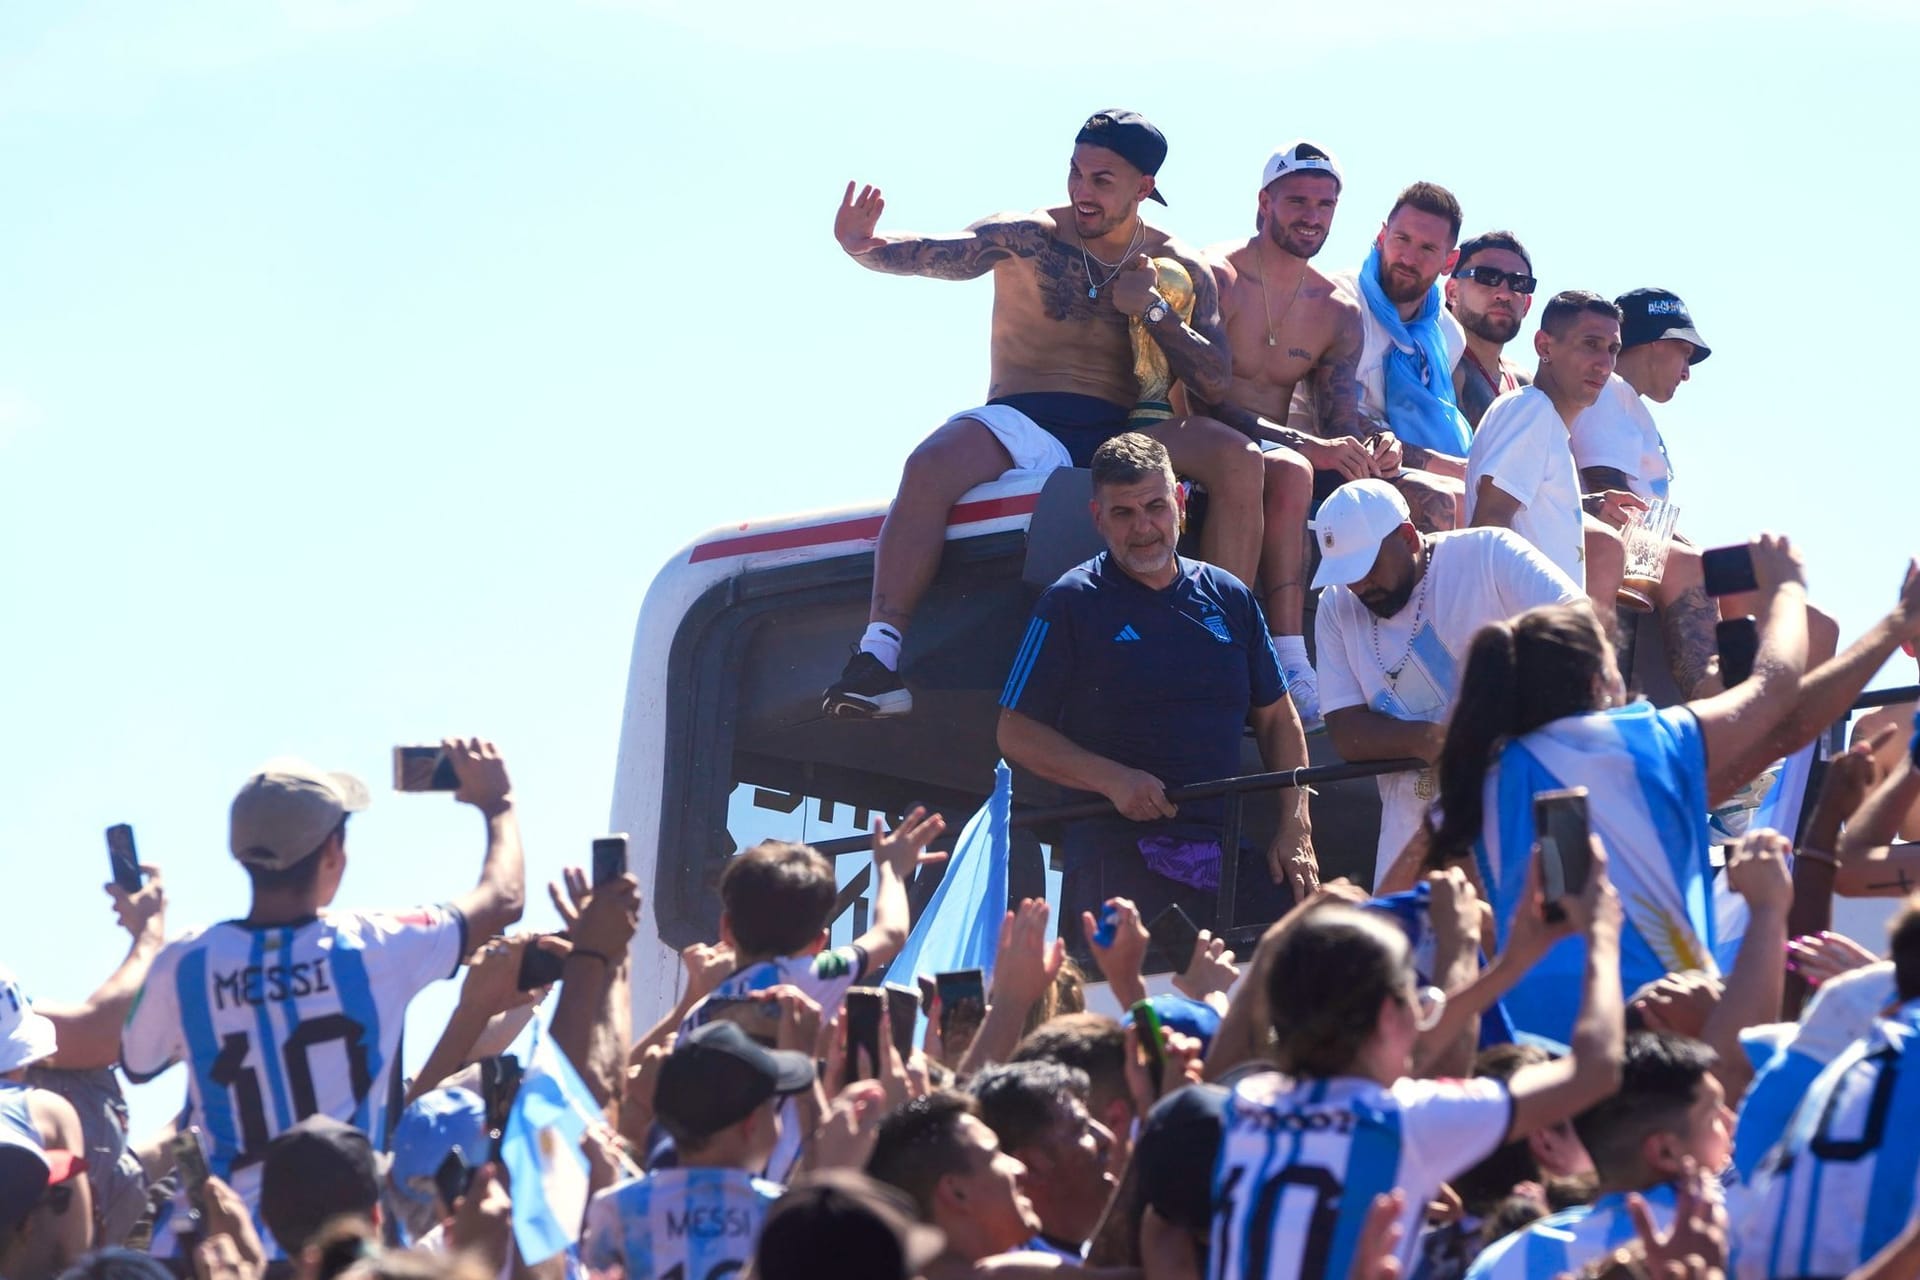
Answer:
[{"xmin": 1126, "ymin": 257, "xmax": 1197, "ymax": 431}]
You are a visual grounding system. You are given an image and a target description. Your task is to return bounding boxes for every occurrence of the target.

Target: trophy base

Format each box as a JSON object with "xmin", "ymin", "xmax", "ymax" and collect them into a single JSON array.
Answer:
[{"xmin": 1125, "ymin": 403, "xmax": 1175, "ymax": 431}]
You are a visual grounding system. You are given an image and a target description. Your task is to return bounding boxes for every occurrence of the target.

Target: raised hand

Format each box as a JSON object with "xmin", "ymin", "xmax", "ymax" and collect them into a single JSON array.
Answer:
[
  {"xmin": 107, "ymin": 864, "xmax": 166, "ymax": 943},
  {"xmin": 1813, "ymin": 728, "xmax": 1893, "ymax": 836},
  {"xmin": 835, "ymin": 182, "xmax": 887, "ymax": 255},
  {"xmin": 1173, "ymin": 929, "xmax": 1240, "ymax": 1002},
  {"xmin": 991, "ymin": 898, "xmax": 1066, "ymax": 1013},
  {"xmin": 871, "ymin": 806, "xmax": 948, "ymax": 881},
  {"xmin": 1080, "ymin": 898, "xmax": 1148, "ymax": 996},
  {"xmin": 446, "ymin": 737, "xmax": 513, "ymax": 814},
  {"xmin": 680, "ymin": 941, "xmax": 736, "ymax": 1002},
  {"xmin": 1725, "ymin": 829, "xmax": 1794, "ymax": 914},
  {"xmin": 1891, "ymin": 559, "xmax": 1920, "ymax": 645},
  {"xmin": 1749, "ymin": 532, "xmax": 1806, "ymax": 595},
  {"xmin": 1786, "ymin": 930, "xmax": 1882, "ymax": 987}
]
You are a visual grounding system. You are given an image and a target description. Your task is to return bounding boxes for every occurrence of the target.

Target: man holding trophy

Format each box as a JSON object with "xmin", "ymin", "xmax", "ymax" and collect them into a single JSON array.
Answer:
[{"xmin": 823, "ymin": 109, "xmax": 1280, "ymax": 722}]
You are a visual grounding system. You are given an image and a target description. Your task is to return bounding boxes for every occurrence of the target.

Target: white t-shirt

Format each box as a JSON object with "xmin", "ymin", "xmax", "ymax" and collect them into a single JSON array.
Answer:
[
  {"xmin": 1465, "ymin": 386, "xmax": 1585, "ymax": 585},
  {"xmin": 1329, "ymin": 268, "xmax": 1467, "ymax": 431},
  {"xmin": 1569, "ymin": 374, "xmax": 1672, "ymax": 502},
  {"xmin": 1315, "ymin": 529, "xmax": 1583, "ymax": 880},
  {"xmin": 1210, "ymin": 1073, "xmax": 1511, "ymax": 1280}
]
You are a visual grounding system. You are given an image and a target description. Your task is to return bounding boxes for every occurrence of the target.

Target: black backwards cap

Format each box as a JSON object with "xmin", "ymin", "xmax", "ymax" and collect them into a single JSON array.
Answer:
[{"xmin": 1075, "ymin": 109, "xmax": 1169, "ymax": 204}]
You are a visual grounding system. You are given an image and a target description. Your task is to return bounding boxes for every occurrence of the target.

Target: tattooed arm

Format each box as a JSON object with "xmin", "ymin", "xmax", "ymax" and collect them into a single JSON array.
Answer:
[
  {"xmin": 1133, "ymin": 245, "xmax": 1232, "ymax": 402},
  {"xmin": 834, "ymin": 184, "xmax": 1050, "ymax": 279},
  {"xmin": 1313, "ymin": 303, "xmax": 1367, "ymax": 439}
]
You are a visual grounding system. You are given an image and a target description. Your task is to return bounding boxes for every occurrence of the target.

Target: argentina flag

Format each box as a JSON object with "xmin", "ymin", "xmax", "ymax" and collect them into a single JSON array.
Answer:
[
  {"xmin": 500, "ymin": 1013, "xmax": 604, "ymax": 1263},
  {"xmin": 881, "ymin": 759, "xmax": 1011, "ymax": 1023},
  {"xmin": 1475, "ymin": 701, "xmax": 1718, "ymax": 1042}
]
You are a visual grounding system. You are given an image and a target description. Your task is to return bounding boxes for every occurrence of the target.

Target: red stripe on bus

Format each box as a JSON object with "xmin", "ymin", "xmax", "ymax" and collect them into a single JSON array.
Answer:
[{"xmin": 688, "ymin": 494, "xmax": 1039, "ymax": 564}]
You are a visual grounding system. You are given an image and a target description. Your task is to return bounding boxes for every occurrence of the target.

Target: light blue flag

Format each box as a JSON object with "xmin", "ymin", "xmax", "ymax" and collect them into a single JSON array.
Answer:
[
  {"xmin": 882, "ymin": 759, "xmax": 1011, "ymax": 1019},
  {"xmin": 500, "ymin": 1013, "xmax": 602, "ymax": 1264}
]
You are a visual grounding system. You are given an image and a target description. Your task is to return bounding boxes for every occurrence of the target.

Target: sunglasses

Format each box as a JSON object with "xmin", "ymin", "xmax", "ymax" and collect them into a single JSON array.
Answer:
[{"xmin": 1454, "ymin": 265, "xmax": 1537, "ymax": 295}]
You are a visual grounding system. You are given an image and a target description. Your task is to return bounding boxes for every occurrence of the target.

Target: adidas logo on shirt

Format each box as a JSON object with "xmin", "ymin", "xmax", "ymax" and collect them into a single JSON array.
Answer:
[{"xmin": 1113, "ymin": 625, "xmax": 1142, "ymax": 642}]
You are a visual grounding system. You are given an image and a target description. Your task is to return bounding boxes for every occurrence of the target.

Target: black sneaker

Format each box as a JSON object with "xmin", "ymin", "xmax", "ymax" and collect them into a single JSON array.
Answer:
[{"xmin": 823, "ymin": 650, "xmax": 913, "ymax": 719}]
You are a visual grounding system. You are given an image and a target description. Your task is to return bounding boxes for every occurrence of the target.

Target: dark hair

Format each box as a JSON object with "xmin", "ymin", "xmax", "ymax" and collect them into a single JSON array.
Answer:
[
  {"xmin": 866, "ymin": 1091, "xmax": 981, "ymax": 1221},
  {"xmin": 57, "ymin": 1252, "xmax": 175, "ymax": 1280},
  {"xmin": 1266, "ymin": 907, "xmax": 1411, "ymax": 1077},
  {"xmin": 1479, "ymin": 1194, "xmax": 1548, "ymax": 1249},
  {"xmin": 1453, "ymin": 1044, "xmax": 1552, "ymax": 1215},
  {"xmin": 719, "ymin": 840, "xmax": 837, "ymax": 956},
  {"xmin": 1572, "ymin": 1032, "xmax": 1717, "ymax": 1182},
  {"xmin": 1011, "ymin": 1014, "xmax": 1129, "ymax": 1118},
  {"xmin": 1387, "ymin": 181, "xmax": 1463, "ymax": 244},
  {"xmin": 1454, "ymin": 230, "xmax": 1532, "ymax": 275},
  {"xmin": 245, "ymin": 817, "xmax": 346, "ymax": 895},
  {"xmin": 1428, "ymin": 605, "xmax": 1611, "ymax": 867},
  {"xmin": 1539, "ymin": 289, "xmax": 1622, "ymax": 338},
  {"xmin": 1891, "ymin": 896, "xmax": 1920, "ymax": 1000},
  {"xmin": 1089, "ymin": 432, "xmax": 1174, "ymax": 493},
  {"xmin": 968, "ymin": 1061, "xmax": 1089, "ymax": 1156}
]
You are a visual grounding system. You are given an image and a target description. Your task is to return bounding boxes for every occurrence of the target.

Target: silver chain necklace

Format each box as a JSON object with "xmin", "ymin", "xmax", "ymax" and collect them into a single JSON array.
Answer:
[
  {"xmin": 1077, "ymin": 219, "xmax": 1146, "ymax": 299},
  {"xmin": 1370, "ymin": 541, "xmax": 1432, "ymax": 677}
]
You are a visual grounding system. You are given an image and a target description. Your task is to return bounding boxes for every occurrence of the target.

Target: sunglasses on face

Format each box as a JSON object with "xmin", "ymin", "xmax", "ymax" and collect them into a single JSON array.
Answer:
[{"xmin": 1454, "ymin": 265, "xmax": 1537, "ymax": 295}]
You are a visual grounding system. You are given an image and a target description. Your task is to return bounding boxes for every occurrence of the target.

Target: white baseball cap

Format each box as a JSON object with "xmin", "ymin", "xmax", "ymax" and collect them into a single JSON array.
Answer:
[
  {"xmin": 1261, "ymin": 140, "xmax": 1344, "ymax": 193},
  {"xmin": 1309, "ymin": 480, "xmax": 1411, "ymax": 589},
  {"xmin": 0, "ymin": 966, "xmax": 58, "ymax": 1073}
]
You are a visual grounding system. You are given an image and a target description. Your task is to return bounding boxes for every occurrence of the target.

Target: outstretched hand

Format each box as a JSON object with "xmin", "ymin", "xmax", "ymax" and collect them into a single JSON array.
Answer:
[
  {"xmin": 992, "ymin": 898, "xmax": 1066, "ymax": 1013},
  {"xmin": 107, "ymin": 865, "xmax": 166, "ymax": 943},
  {"xmin": 835, "ymin": 182, "xmax": 887, "ymax": 255},
  {"xmin": 871, "ymin": 806, "xmax": 948, "ymax": 881}
]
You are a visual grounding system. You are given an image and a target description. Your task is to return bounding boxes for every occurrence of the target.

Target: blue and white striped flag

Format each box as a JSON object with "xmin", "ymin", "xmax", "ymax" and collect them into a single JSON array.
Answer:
[
  {"xmin": 500, "ymin": 1013, "xmax": 602, "ymax": 1264},
  {"xmin": 883, "ymin": 759, "xmax": 1011, "ymax": 1007}
]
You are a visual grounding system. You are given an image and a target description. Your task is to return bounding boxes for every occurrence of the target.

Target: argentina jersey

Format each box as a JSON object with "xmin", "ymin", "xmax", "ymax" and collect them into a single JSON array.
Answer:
[
  {"xmin": 122, "ymin": 907, "xmax": 464, "ymax": 1232},
  {"xmin": 1467, "ymin": 1185, "xmax": 1679, "ymax": 1280},
  {"xmin": 1733, "ymin": 1000, "xmax": 1920, "ymax": 1280},
  {"xmin": 1210, "ymin": 1073, "xmax": 1510, "ymax": 1280},
  {"xmin": 582, "ymin": 1167, "xmax": 783, "ymax": 1280}
]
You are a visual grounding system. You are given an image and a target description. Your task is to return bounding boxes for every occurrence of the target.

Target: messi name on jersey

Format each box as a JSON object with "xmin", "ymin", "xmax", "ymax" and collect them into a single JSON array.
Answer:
[{"xmin": 211, "ymin": 958, "xmax": 333, "ymax": 1011}]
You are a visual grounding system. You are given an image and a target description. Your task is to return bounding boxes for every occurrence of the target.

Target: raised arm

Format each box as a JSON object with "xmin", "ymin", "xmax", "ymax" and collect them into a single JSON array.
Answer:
[
  {"xmin": 835, "ymin": 183, "xmax": 1050, "ymax": 280},
  {"xmin": 1688, "ymin": 536, "xmax": 1812, "ymax": 807},
  {"xmin": 850, "ymin": 806, "xmax": 947, "ymax": 969},
  {"xmin": 1502, "ymin": 839, "xmax": 1625, "ymax": 1141},
  {"xmin": 445, "ymin": 738, "xmax": 527, "ymax": 946},
  {"xmin": 1701, "ymin": 830, "xmax": 1793, "ymax": 1103},
  {"xmin": 38, "ymin": 867, "xmax": 168, "ymax": 1070},
  {"xmin": 548, "ymin": 870, "xmax": 642, "ymax": 1108}
]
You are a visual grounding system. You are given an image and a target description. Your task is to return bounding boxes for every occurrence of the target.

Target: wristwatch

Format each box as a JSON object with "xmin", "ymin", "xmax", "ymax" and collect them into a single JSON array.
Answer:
[{"xmin": 1143, "ymin": 293, "xmax": 1171, "ymax": 325}]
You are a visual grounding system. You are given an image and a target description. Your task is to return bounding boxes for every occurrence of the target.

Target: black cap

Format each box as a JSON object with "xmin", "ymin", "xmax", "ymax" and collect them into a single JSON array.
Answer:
[
  {"xmin": 756, "ymin": 1170, "xmax": 947, "ymax": 1280},
  {"xmin": 259, "ymin": 1116, "xmax": 381, "ymax": 1253},
  {"xmin": 655, "ymin": 1021, "xmax": 816, "ymax": 1142},
  {"xmin": 1135, "ymin": 1082, "xmax": 1229, "ymax": 1234},
  {"xmin": 1075, "ymin": 109, "xmax": 1169, "ymax": 205},
  {"xmin": 1615, "ymin": 288, "xmax": 1712, "ymax": 364}
]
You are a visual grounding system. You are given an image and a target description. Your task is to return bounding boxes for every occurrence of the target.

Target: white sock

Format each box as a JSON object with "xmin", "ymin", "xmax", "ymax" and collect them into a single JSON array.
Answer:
[
  {"xmin": 1273, "ymin": 634, "xmax": 1311, "ymax": 676},
  {"xmin": 860, "ymin": 623, "xmax": 904, "ymax": 672}
]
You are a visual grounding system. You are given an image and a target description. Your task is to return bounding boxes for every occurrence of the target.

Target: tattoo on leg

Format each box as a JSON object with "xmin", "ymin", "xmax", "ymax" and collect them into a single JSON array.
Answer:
[
  {"xmin": 1662, "ymin": 585, "xmax": 1720, "ymax": 697},
  {"xmin": 872, "ymin": 596, "xmax": 913, "ymax": 629}
]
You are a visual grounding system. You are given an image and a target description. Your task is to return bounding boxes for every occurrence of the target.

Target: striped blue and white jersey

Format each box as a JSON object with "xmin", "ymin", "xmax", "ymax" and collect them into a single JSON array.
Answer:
[
  {"xmin": 1733, "ymin": 999, "xmax": 1920, "ymax": 1280},
  {"xmin": 1466, "ymin": 1185, "xmax": 1679, "ymax": 1280},
  {"xmin": 121, "ymin": 907, "xmax": 465, "ymax": 1214},
  {"xmin": 1209, "ymin": 1073, "xmax": 1511, "ymax": 1280},
  {"xmin": 582, "ymin": 1167, "xmax": 782, "ymax": 1280}
]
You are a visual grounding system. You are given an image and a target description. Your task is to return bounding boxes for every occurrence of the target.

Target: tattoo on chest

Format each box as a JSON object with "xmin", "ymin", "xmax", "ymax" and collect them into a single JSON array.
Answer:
[
  {"xmin": 1288, "ymin": 347, "xmax": 1311, "ymax": 360},
  {"xmin": 1034, "ymin": 239, "xmax": 1118, "ymax": 323}
]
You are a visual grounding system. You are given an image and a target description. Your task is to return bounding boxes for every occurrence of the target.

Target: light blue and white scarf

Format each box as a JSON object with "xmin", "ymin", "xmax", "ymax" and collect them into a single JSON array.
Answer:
[
  {"xmin": 1475, "ymin": 702, "xmax": 1719, "ymax": 1041},
  {"xmin": 1357, "ymin": 243, "xmax": 1473, "ymax": 457}
]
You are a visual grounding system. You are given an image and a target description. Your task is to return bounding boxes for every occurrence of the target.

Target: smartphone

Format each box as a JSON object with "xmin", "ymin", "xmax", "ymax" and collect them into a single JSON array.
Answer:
[
  {"xmin": 479, "ymin": 1055, "xmax": 523, "ymax": 1162},
  {"xmin": 591, "ymin": 834, "xmax": 629, "ymax": 887},
  {"xmin": 1145, "ymin": 903, "xmax": 1202, "ymax": 974},
  {"xmin": 844, "ymin": 987, "xmax": 885, "ymax": 1085},
  {"xmin": 1129, "ymin": 999, "xmax": 1166, "ymax": 1093},
  {"xmin": 1534, "ymin": 787, "xmax": 1593, "ymax": 923},
  {"xmin": 703, "ymin": 996, "xmax": 782, "ymax": 1047},
  {"xmin": 1701, "ymin": 544, "xmax": 1758, "ymax": 598},
  {"xmin": 934, "ymin": 969, "xmax": 986, "ymax": 1042},
  {"xmin": 393, "ymin": 745, "xmax": 461, "ymax": 792},
  {"xmin": 432, "ymin": 1147, "xmax": 471, "ymax": 1213},
  {"xmin": 106, "ymin": 824, "xmax": 143, "ymax": 894},
  {"xmin": 1717, "ymin": 617, "xmax": 1760, "ymax": 688},
  {"xmin": 171, "ymin": 1127, "xmax": 212, "ymax": 1220},
  {"xmin": 883, "ymin": 983, "xmax": 920, "ymax": 1060},
  {"xmin": 517, "ymin": 939, "xmax": 567, "ymax": 992}
]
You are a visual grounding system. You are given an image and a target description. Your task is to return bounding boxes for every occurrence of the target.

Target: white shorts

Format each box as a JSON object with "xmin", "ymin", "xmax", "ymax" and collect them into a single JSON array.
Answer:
[{"xmin": 945, "ymin": 403, "xmax": 1074, "ymax": 474}]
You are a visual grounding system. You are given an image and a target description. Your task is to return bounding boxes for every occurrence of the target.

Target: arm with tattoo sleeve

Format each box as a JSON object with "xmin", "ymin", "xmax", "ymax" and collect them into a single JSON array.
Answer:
[
  {"xmin": 847, "ymin": 213, "xmax": 1053, "ymax": 280},
  {"xmin": 1143, "ymin": 247, "xmax": 1232, "ymax": 403},
  {"xmin": 1313, "ymin": 306, "xmax": 1367, "ymax": 439}
]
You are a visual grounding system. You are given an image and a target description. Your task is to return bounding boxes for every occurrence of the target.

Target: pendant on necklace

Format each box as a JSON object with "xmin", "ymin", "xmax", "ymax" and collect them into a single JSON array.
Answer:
[
  {"xmin": 1266, "ymin": 336, "xmax": 1276, "ymax": 347},
  {"xmin": 1087, "ymin": 286, "xmax": 1098, "ymax": 299}
]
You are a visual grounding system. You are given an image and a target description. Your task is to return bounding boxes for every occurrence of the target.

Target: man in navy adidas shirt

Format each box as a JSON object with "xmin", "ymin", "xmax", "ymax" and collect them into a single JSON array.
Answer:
[{"xmin": 996, "ymin": 432, "xmax": 1316, "ymax": 936}]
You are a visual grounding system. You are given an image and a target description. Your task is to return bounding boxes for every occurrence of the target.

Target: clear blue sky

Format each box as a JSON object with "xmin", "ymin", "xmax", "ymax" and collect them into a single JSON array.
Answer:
[{"xmin": 3, "ymin": 0, "xmax": 1912, "ymax": 1141}]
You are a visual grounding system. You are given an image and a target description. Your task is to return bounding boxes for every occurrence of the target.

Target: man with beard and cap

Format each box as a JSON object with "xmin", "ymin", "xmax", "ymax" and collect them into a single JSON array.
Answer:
[
  {"xmin": 997, "ymin": 432, "xmax": 1316, "ymax": 937},
  {"xmin": 1447, "ymin": 232, "xmax": 1538, "ymax": 429},
  {"xmin": 824, "ymin": 109, "xmax": 1270, "ymax": 723},
  {"xmin": 1308, "ymin": 480, "xmax": 1581, "ymax": 884}
]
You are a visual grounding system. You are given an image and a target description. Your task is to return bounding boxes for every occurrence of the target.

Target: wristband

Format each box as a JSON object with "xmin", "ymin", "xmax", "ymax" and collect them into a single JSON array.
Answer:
[
  {"xmin": 1795, "ymin": 847, "xmax": 1838, "ymax": 868},
  {"xmin": 567, "ymin": 948, "xmax": 611, "ymax": 967}
]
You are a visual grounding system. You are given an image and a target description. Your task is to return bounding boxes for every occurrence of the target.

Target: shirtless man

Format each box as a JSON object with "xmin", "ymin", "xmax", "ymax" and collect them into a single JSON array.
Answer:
[
  {"xmin": 822, "ymin": 109, "xmax": 1267, "ymax": 720},
  {"xmin": 1446, "ymin": 230, "xmax": 1536, "ymax": 428}
]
